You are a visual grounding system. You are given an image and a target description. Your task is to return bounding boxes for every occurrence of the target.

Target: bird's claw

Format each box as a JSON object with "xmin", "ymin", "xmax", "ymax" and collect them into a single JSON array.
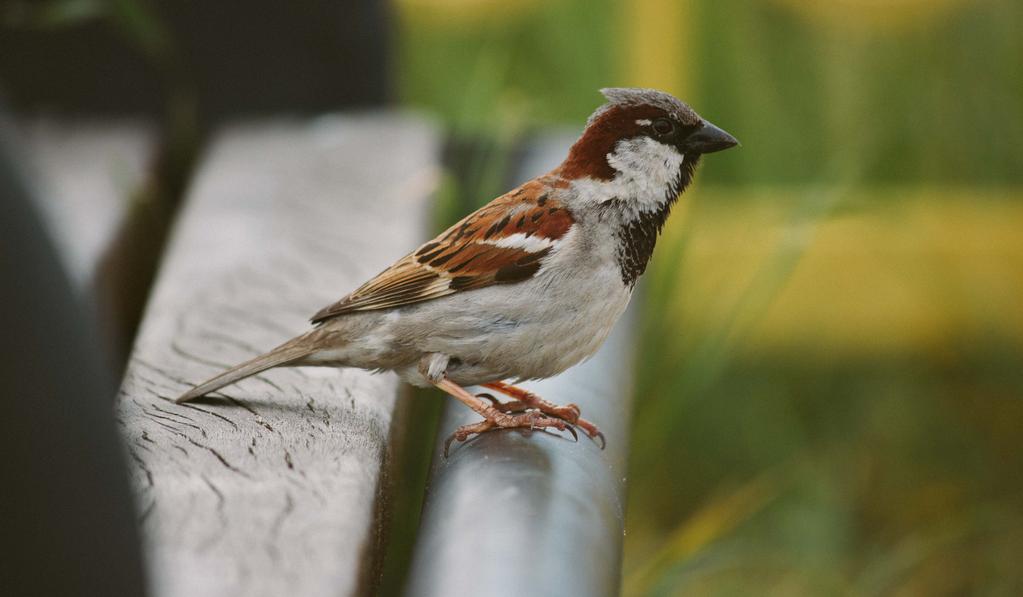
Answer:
[
  {"xmin": 565, "ymin": 414, "xmax": 606, "ymax": 450},
  {"xmin": 443, "ymin": 410, "xmax": 579, "ymax": 457},
  {"xmin": 443, "ymin": 434, "xmax": 457, "ymax": 458},
  {"xmin": 442, "ymin": 388, "xmax": 603, "ymax": 457}
]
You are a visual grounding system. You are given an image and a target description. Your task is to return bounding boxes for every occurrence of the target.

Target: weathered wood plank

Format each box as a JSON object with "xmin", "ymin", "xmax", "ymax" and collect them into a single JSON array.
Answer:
[
  {"xmin": 19, "ymin": 118, "xmax": 156, "ymax": 290},
  {"xmin": 404, "ymin": 132, "xmax": 636, "ymax": 597},
  {"xmin": 116, "ymin": 114, "xmax": 439, "ymax": 597}
]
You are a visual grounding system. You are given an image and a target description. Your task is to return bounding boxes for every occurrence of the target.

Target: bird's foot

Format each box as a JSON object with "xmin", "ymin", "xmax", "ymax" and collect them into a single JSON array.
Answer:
[
  {"xmin": 477, "ymin": 393, "xmax": 600, "ymax": 440},
  {"xmin": 443, "ymin": 408, "xmax": 578, "ymax": 457},
  {"xmin": 481, "ymin": 382, "xmax": 606, "ymax": 449}
]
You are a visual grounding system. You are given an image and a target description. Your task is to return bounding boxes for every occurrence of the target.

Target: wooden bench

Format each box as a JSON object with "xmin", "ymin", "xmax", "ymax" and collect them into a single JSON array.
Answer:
[
  {"xmin": 114, "ymin": 114, "xmax": 439, "ymax": 596},
  {"xmin": 18, "ymin": 115, "xmax": 634, "ymax": 595}
]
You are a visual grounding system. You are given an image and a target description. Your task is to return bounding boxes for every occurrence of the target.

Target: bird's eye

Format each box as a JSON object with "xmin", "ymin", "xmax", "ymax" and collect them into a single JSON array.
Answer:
[{"xmin": 652, "ymin": 118, "xmax": 675, "ymax": 136}]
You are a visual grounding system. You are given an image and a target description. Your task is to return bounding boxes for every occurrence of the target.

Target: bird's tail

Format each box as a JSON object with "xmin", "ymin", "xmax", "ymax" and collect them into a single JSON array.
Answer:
[{"xmin": 175, "ymin": 337, "xmax": 316, "ymax": 403}]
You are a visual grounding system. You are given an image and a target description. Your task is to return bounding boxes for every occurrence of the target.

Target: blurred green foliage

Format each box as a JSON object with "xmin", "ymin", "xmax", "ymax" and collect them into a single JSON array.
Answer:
[
  {"xmin": 399, "ymin": 0, "xmax": 1023, "ymax": 185},
  {"xmin": 696, "ymin": 0, "xmax": 1023, "ymax": 186},
  {"xmin": 398, "ymin": 0, "xmax": 617, "ymax": 133},
  {"xmin": 16, "ymin": 0, "xmax": 1020, "ymax": 593},
  {"xmin": 399, "ymin": 0, "xmax": 1023, "ymax": 594}
]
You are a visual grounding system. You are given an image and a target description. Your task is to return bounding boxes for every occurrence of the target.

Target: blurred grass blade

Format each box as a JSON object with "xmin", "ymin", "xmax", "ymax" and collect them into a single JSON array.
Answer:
[
  {"xmin": 855, "ymin": 517, "xmax": 974, "ymax": 596},
  {"xmin": 1, "ymin": 0, "xmax": 105, "ymax": 29},
  {"xmin": 624, "ymin": 471, "xmax": 782, "ymax": 597}
]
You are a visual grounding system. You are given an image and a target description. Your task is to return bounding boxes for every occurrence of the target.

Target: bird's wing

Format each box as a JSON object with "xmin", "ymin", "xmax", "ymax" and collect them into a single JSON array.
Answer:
[{"xmin": 310, "ymin": 177, "xmax": 574, "ymax": 324}]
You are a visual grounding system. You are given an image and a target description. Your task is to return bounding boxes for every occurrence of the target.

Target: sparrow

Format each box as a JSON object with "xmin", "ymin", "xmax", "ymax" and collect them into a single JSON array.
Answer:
[{"xmin": 176, "ymin": 87, "xmax": 738, "ymax": 454}]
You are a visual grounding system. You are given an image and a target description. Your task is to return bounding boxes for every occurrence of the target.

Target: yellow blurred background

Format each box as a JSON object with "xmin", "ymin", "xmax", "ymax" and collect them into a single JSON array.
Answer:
[{"xmin": 397, "ymin": 0, "xmax": 1023, "ymax": 593}]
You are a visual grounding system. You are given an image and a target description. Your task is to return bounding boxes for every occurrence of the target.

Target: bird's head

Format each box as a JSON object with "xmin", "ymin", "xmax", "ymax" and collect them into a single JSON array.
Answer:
[{"xmin": 559, "ymin": 88, "xmax": 738, "ymax": 211}]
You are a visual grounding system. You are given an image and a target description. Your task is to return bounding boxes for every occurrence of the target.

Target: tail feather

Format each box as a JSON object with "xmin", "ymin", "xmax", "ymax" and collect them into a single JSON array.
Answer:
[{"xmin": 175, "ymin": 341, "xmax": 315, "ymax": 403}]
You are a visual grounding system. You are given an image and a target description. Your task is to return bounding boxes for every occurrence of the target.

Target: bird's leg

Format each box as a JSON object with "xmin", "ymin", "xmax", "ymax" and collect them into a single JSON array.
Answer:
[
  {"xmin": 483, "ymin": 381, "xmax": 580, "ymax": 419},
  {"xmin": 475, "ymin": 392, "xmax": 530, "ymax": 414},
  {"xmin": 483, "ymin": 381, "xmax": 605, "ymax": 448},
  {"xmin": 432, "ymin": 377, "xmax": 578, "ymax": 456}
]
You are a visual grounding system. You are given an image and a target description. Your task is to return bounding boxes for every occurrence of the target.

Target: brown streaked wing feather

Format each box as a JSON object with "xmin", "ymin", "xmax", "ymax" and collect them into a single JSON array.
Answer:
[
  {"xmin": 310, "ymin": 257, "xmax": 449, "ymax": 322},
  {"xmin": 311, "ymin": 176, "xmax": 574, "ymax": 324}
]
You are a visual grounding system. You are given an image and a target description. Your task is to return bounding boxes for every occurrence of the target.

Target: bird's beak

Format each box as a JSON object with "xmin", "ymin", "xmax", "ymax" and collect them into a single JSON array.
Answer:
[{"xmin": 684, "ymin": 121, "xmax": 739, "ymax": 154}]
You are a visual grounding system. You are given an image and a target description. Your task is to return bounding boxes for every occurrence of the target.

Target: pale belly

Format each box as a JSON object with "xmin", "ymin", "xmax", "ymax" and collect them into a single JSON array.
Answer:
[
  {"xmin": 392, "ymin": 264, "xmax": 631, "ymax": 386},
  {"xmin": 304, "ymin": 253, "xmax": 633, "ymax": 388}
]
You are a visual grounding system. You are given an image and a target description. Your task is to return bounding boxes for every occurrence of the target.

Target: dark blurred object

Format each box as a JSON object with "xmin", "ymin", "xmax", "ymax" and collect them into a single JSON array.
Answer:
[
  {"xmin": 0, "ymin": 0, "xmax": 391, "ymax": 122},
  {"xmin": 0, "ymin": 114, "xmax": 147, "ymax": 595},
  {"xmin": 16, "ymin": 119, "xmax": 162, "ymax": 373},
  {"xmin": 0, "ymin": 0, "xmax": 394, "ymax": 371}
]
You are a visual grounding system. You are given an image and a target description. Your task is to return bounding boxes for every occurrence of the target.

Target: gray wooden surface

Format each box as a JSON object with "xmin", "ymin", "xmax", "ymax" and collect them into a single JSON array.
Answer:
[
  {"xmin": 404, "ymin": 133, "xmax": 636, "ymax": 597},
  {"xmin": 116, "ymin": 114, "xmax": 439, "ymax": 597},
  {"xmin": 19, "ymin": 119, "xmax": 156, "ymax": 289}
]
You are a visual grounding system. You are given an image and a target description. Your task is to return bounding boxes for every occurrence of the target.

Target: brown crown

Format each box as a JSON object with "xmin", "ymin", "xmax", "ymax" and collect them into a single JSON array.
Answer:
[{"xmin": 558, "ymin": 88, "xmax": 702, "ymax": 181}]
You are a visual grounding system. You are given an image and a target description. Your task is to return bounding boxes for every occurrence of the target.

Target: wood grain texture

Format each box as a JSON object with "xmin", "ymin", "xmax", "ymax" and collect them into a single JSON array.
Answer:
[
  {"xmin": 116, "ymin": 114, "xmax": 439, "ymax": 597},
  {"xmin": 19, "ymin": 119, "xmax": 156, "ymax": 289}
]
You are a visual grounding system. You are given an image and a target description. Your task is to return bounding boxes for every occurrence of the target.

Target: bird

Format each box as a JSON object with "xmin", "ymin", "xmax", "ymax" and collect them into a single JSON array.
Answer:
[{"xmin": 176, "ymin": 87, "xmax": 738, "ymax": 454}]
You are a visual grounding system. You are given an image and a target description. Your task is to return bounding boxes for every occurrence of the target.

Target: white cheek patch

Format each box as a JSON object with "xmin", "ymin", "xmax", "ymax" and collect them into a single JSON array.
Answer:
[
  {"xmin": 607, "ymin": 137, "xmax": 684, "ymax": 189},
  {"xmin": 570, "ymin": 136, "xmax": 685, "ymax": 217},
  {"xmin": 635, "ymin": 119, "xmax": 652, "ymax": 126}
]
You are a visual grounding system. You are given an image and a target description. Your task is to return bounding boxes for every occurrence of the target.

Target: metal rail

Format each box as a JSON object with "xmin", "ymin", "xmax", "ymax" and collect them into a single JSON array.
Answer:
[{"xmin": 404, "ymin": 134, "xmax": 636, "ymax": 597}]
